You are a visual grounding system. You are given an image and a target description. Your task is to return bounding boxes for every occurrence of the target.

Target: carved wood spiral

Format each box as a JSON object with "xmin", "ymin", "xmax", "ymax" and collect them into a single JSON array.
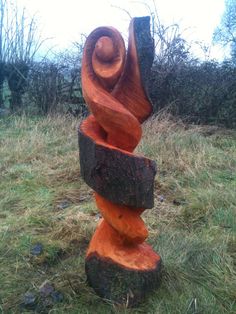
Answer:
[{"xmin": 79, "ymin": 18, "xmax": 161, "ymax": 301}]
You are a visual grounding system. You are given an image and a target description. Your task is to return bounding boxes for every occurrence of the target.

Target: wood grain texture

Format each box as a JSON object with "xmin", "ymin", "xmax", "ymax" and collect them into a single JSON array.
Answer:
[{"xmin": 78, "ymin": 16, "xmax": 161, "ymax": 305}]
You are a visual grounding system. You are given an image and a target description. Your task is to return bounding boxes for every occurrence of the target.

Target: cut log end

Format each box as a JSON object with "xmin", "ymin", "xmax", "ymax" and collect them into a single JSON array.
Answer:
[
  {"xmin": 85, "ymin": 219, "xmax": 161, "ymax": 306},
  {"xmin": 86, "ymin": 253, "xmax": 161, "ymax": 307}
]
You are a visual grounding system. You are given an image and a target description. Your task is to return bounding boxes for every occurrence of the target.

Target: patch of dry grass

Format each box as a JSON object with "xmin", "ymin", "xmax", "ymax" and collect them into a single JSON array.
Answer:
[{"xmin": 0, "ymin": 113, "xmax": 235, "ymax": 313}]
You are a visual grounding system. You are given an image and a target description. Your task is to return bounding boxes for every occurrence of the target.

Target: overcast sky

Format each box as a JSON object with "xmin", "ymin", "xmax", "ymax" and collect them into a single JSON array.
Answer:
[{"xmin": 17, "ymin": 0, "xmax": 226, "ymax": 60}]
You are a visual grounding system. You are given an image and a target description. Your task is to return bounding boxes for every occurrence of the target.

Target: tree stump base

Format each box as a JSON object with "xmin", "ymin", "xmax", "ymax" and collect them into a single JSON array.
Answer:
[
  {"xmin": 86, "ymin": 255, "xmax": 161, "ymax": 307},
  {"xmin": 85, "ymin": 220, "xmax": 161, "ymax": 307}
]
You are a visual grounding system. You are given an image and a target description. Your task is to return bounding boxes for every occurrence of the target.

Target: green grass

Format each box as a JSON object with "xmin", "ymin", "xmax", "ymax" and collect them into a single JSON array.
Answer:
[{"xmin": 0, "ymin": 114, "xmax": 235, "ymax": 313}]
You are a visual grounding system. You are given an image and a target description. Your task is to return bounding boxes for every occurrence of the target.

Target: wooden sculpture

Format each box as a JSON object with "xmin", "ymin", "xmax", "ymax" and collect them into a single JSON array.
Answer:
[{"xmin": 79, "ymin": 16, "xmax": 161, "ymax": 306}]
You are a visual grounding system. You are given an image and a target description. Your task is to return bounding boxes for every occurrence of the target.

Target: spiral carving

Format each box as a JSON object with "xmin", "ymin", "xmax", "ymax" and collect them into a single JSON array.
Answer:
[{"xmin": 79, "ymin": 16, "xmax": 161, "ymax": 305}]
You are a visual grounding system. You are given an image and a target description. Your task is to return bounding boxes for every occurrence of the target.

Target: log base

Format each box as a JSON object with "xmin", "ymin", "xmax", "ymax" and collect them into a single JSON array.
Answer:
[
  {"xmin": 85, "ymin": 220, "xmax": 161, "ymax": 307},
  {"xmin": 86, "ymin": 254, "xmax": 161, "ymax": 307}
]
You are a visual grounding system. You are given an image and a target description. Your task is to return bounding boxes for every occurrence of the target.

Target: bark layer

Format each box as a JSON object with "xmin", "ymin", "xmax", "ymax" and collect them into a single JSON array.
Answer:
[
  {"xmin": 79, "ymin": 126, "xmax": 156, "ymax": 208},
  {"xmin": 86, "ymin": 254, "xmax": 161, "ymax": 307}
]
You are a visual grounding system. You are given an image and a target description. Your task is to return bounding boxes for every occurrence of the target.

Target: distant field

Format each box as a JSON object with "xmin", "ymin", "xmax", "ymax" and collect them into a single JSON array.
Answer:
[{"xmin": 0, "ymin": 114, "xmax": 235, "ymax": 314}]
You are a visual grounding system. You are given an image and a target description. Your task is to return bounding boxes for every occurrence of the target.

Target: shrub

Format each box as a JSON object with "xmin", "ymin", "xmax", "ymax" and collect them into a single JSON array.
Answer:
[{"xmin": 149, "ymin": 60, "xmax": 236, "ymax": 128}]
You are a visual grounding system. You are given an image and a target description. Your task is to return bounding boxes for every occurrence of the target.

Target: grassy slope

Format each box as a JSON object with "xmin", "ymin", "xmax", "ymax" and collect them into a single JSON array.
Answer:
[{"xmin": 0, "ymin": 114, "xmax": 235, "ymax": 314}]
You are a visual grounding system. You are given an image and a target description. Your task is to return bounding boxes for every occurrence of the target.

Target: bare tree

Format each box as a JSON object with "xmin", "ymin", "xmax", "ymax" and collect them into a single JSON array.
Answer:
[
  {"xmin": 213, "ymin": 0, "xmax": 236, "ymax": 62},
  {"xmin": 0, "ymin": 0, "xmax": 47, "ymax": 110}
]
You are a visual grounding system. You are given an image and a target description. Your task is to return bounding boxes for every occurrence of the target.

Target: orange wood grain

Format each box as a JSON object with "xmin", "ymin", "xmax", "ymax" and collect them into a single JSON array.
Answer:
[
  {"xmin": 95, "ymin": 193, "xmax": 147, "ymax": 244},
  {"xmin": 86, "ymin": 219, "xmax": 160, "ymax": 271},
  {"xmin": 112, "ymin": 19, "xmax": 153, "ymax": 123},
  {"xmin": 81, "ymin": 26, "xmax": 141, "ymax": 152}
]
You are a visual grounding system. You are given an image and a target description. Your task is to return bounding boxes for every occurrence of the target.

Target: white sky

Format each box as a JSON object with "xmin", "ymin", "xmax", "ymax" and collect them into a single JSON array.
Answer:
[{"xmin": 17, "ymin": 0, "xmax": 226, "ymax": 60}]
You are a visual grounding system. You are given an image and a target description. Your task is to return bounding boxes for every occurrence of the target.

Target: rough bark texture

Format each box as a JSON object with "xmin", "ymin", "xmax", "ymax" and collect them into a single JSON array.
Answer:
[
  {"xmin": 133, "ymin": 16, "xmax": 154, "ymax": 98},
  {"xmin": 86, "ymin": 254, "xmax": 161, "ymax": 307},
  {"xmin": 79, "ymin": 128, "xmax": 156, "ymax": 208}
]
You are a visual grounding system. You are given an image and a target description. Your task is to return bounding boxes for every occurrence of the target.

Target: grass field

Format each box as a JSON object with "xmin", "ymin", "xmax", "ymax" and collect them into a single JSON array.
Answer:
[{"xmin": 0, "ymin": 114, "xmax": 235, "ymax": 314}]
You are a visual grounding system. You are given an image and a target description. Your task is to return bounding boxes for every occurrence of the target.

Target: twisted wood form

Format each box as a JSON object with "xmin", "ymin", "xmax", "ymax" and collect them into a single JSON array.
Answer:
[{"xmin": 79, "ymin": 16, "xmax": 161, "ymax": 305}]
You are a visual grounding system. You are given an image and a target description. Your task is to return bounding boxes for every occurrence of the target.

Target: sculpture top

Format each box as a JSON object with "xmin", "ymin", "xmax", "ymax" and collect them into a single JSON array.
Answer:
[{"xmin": 81, "ymin": 16, "xmax": 154, "ymax": 152}]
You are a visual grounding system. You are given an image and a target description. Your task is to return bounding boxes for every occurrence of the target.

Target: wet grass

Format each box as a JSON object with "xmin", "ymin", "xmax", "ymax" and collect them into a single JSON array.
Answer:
[{"xmin": 0, "ymin": 114, "xmax": 235, "ymax": 313}]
